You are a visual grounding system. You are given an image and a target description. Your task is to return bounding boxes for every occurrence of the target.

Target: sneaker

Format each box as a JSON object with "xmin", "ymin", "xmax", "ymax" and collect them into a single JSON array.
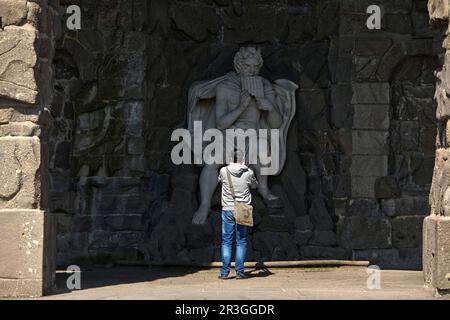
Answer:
[
  {"xmin": 236, "ymin": 273, "xmax": 248, "ymax": 280},
  {"xmin": 218, "ymin": 274, "xmax": 228, "ymax": 280}
]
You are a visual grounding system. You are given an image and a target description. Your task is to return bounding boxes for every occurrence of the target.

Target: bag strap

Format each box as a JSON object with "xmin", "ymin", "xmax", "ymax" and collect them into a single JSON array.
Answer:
[{"xmin": 225, "ymin": 168, "xmax": 236, "ymax": 200}]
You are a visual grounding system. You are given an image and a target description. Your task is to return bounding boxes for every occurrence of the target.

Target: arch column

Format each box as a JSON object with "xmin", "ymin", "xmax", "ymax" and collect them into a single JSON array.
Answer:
[
  {"xmin": 0, "ymin": 0, "xmax": 56, "ymax": 297},
  {"xmin": 424, "ymin": 0, "xmax": 450, "ymax": 295}
]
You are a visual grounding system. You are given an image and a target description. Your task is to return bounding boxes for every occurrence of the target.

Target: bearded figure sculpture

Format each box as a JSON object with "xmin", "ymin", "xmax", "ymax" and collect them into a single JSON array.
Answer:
[{"xmin": 187, "ymin": 47, "xmax": 298, "ymax": 225}]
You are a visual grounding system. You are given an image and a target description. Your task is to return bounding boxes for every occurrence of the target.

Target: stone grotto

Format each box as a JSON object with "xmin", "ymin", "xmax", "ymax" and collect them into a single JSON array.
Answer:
[{"xmin": 1, "ymin": 0, "xmax": 450, "ymax": 297}]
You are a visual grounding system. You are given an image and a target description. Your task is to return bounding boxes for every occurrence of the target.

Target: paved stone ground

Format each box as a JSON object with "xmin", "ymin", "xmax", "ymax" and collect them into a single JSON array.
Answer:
[{"xmin": 31, "ymin": 266, "xmax": 449, "ymax": 300}]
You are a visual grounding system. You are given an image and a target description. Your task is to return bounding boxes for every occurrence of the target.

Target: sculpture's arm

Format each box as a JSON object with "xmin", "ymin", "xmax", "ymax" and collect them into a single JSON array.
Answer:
[
  {"xmin": 265, "ymin": 94, "xmax": 283, "ymax": 129},
  {"xmin": 216, "ymin": 86, "xmax": 251, "ymax": 130},
  {"xmin": 257, "ymin": 82, "xmax": 282, "ymax": 128}
]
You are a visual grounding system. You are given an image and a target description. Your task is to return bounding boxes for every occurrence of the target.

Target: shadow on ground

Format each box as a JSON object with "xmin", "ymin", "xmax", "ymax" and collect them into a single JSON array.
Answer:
[{"xmin": 50, "ymin": 265, "xmax": 276, "ymax": 295}]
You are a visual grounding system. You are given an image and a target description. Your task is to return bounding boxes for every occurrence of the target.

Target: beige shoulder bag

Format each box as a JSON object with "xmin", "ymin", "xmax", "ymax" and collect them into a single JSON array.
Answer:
[{"xmin": 225, "ymin": 169, "xmax": 254, "ymax": 227}]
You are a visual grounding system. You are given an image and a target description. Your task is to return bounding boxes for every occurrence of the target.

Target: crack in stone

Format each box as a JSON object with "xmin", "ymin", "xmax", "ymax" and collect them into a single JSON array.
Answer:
[
  {"xmin": 0, "ymin": 39, "xmax": 22, "ymax": 58},
  {"xmin": 0, "ymin": 79, "xmax": 37, "ymax": 92}
]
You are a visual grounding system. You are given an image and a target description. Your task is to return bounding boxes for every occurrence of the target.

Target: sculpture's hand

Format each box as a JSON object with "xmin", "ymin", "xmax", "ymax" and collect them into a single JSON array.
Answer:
[
  {"xmin": 216, "ymin": 89, "xmax": 252, "ymax": 130},
  {"xmin": 256, "ymin": 97, "xmax": 273, "ymax": 111},
  {"xmin": 240, "ymin": 90, "xmax": 252, "ymax": 109},
  {"xmin": 192, "ymin": 208, "xmax": 209, "ymax": 225}
]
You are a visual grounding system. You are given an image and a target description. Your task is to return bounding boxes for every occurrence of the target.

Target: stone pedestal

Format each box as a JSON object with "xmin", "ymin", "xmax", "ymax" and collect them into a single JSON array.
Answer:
[
  {"xmin": 423, "ymin": 215, "xmax": 450, "ymax": 291},
  {"xmin": 0, "ymin": 210, "xmax": 55, "ymax": 297},
  {"xmin": 0, "ymin": 135, "xmax": 56, "ymax": 297}
]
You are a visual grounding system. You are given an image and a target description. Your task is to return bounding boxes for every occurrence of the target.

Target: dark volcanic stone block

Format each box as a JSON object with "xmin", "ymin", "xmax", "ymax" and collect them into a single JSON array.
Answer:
[
  {"xmin": 338, "ymin": 216, "xmax": 391, "ymax": 249},
  {"xmin": 375, "ymin": 177, "xmax": 401, "ymax": 199},
  {"xmin": 392, "ymin": 216, "xmax": 424, "ymax": 248}
]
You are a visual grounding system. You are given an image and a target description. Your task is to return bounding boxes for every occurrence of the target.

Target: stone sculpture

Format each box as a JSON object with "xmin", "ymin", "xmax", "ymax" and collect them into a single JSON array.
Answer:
[{"xmin": 186, "ymin": 47, "xmax": 298, "ymax": 225}]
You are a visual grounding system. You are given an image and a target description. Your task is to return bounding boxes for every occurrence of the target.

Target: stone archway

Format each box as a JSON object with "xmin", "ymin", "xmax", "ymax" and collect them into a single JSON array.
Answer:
[{"xmin": 1, "ymin": 0, "xmax": 449, "ymax": 298}]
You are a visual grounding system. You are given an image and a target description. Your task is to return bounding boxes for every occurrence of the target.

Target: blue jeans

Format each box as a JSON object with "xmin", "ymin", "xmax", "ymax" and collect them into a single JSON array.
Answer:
[{"xmin": 221, "ymin": 210, "xmax": 248, "ymax": 276}]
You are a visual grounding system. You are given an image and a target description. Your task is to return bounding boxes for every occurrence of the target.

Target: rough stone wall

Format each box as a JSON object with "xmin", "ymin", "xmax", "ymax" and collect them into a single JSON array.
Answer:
[
  {"xmin": 337, "ymin": 0, "xmax": 443, "ymax": 269},
  {"xmin": 49, "ymin": 0, "xmax": 441, "ymax": 269},
  {"xmin": 0, "ymin": 0, "xmax": 57, "ymax": 296},
  {"xmin": 49, "ymin": 0, "xmax": 151, "ymax": 264}
]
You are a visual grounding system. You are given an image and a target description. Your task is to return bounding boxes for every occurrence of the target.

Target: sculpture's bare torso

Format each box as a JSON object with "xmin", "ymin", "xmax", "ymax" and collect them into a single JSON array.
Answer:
[{"xmin": 218, "ymin": 80, "xmax": 266, "ymax": 130}]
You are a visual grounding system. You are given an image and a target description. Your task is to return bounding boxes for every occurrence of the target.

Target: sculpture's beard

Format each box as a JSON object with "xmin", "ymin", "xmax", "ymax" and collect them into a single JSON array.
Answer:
[
  {"xmin": 237, "ymin": 71, "xmax": 260, "ymax": 77},
  {"xmin": 239, "ymin": 71, "xmax": 259, "ymax": 77}
]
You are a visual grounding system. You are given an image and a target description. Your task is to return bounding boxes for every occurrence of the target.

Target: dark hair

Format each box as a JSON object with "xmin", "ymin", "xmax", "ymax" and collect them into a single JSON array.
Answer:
[{"xmin": 233, "ymin": 149, "xmax": 244, "ymax": 163}]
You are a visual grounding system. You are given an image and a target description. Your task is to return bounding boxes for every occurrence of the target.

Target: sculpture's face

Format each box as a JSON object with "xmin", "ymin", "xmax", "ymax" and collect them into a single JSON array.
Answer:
[{"xmin": 236, "ymin": 57, "xmax": 261, "ymax": 77}]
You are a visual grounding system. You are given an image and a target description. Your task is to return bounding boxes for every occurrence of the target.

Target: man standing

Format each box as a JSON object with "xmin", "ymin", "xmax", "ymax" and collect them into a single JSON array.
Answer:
[{"xmin": 218, "ymin": 150, "xmax": 257, "ymax": 280}]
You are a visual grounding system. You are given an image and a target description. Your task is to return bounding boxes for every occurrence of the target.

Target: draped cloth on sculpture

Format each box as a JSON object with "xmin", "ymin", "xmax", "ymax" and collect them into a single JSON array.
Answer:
[{"xmin": 187, "ymin": 72, "xmax": 297, "ymax": 175}]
